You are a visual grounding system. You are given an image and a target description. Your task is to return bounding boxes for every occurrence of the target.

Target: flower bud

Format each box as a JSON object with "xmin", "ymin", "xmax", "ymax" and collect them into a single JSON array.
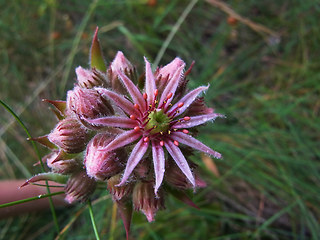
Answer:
[
  {"xmin": 155, "ymin": 57, "xmax": 185, "ymax": 94},
  {"xmin": 65, "ymin": 171, "xmax": 96, "ymax": 204},
  {"xmin": 165, "ymin": 162, "xmax": 206, "ymax": 189},
  {"xmin": 184, "ymin": 97, "xmax": 213, "ymax": 116},
  {"xmin": 132, "ymin": 181, "xmax": 164, "ymax": 222},
  {"xmin": 67, "ymin": 86, "xmax": 114, "ymax": 119},
  {"xmin": 76, "ymin": 66, "xmax": 108, "ymax": 88},
  {"xmin": 108, "ymin": 51, "xmax": 135, "ymax": 94},
  {"xmin": 107, "ymin": 174, "xmax": 133, "ymax": 201},
  {"xmin": 85, "ymin": 133, "xmax": 126, "ymax": 180},
  {"xmin": 48, "ymin": 117, "xmax": 90, "ymax": 153},
  {"xmin": 45, "ymin": 151, "xmax": 81, "ymax": 174}
]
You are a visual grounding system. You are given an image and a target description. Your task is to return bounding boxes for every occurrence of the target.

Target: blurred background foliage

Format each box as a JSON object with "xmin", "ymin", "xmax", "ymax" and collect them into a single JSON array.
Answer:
[{"xmin": 0, "ymin": 0, "xmax": 319, "ymax": 239}]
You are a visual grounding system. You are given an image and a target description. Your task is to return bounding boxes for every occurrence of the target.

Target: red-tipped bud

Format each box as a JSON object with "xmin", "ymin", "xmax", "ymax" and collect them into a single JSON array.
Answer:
[
  {"xmin": 64, "ymin": 171, "xmax": 96, "ymax": 204},
  {"xmin": 132, "ymin": 181, "xmax": 164, "ymax": 222},
  {"xmin": 160, "ymin": 140, "xmax": 164, "ymax": 147},
  {"xmin": 143, "ymin": 93, "xmax": 147, "ymax": 100},
  {"xmin": 67, "ymin": 86, "xmax": 114, "ymax": 120},
  {"xmin": 173, "ymin": 140, "xmax": 179, "ymax": 146},
  {"xmin": 107, "ymin": 174, "xmax": 133, "ymax": 201},
  {"xmin": 76, "ymin": 66, "xmax": 107, "ymax": 89},
  {"xmin": 85, "ymin": 134, "xmax": 125, "ymax": 181},
  {"xmin": 166, "ymin": 92, "xmax": 173, "ymax": 100},
  {"xmin": 48, "ymin": 118, "xmax": 90, "ymax": 154}
]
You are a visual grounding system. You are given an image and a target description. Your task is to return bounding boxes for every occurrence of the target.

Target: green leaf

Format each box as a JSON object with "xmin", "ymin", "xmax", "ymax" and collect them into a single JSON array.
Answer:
[{"xmin": 90, "ymin": 27, "xmax": 106, "ymax": 72}]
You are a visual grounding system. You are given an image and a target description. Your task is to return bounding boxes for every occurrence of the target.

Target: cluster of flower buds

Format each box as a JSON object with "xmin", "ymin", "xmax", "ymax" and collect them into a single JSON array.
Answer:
[{"xmin": 23, "ymin": 27, "xmax": 224, "ymax": 238}]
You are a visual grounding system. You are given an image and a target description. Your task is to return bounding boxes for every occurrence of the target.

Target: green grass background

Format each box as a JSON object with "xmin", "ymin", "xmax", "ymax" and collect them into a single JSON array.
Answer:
[{"xmin": 0, "ymin": 0, "xmax": 319, "ymax": 239}]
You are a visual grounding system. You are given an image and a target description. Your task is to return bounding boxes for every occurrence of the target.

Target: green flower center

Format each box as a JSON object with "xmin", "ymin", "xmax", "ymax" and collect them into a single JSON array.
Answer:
[{"xmin": 145, "ymin": 109, "xmax": 171, "ymax": 134}]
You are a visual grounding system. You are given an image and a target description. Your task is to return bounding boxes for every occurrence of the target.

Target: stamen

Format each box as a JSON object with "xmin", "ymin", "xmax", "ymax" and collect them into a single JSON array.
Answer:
[
  {"xmin": 133, "ymin": 103, "xmax": 143, "ymax": 116},
  {"xmin": 168, "ymin": 130, "xmax": 171, "ymax": 135},
  {"xmin": 178, "ymin": 102, "xmax": 184, "ymax": 108},
  {"xmin": 182, "ymin": 129, "xmax": 189, "ymax": 134},
  {"xmin": 143, "ymin": 93, "xmax": 147, "ymax": 100},
  {"xmin": 173, "ymin": 140, "xmax": 179, "ymax": 146},
  {"xmin": 183, "ymin": 116, "xmax": 191, "ymax": 121},
  {"xmin": 134, "ymin": 104, "xmax": 140, "ymax": 110},
  {"xmin": 159, "ymin": 92, "xmax": 173, "ymax": 109},
  {"xmin": 134, "ymin": 126, "xmax": 140, "ymax": 132},
  {"xmin": 144, "ymin": 137, "xmax": 149, "ymax": 142},
  {"xmin": 154, "ymin": 89, "xmax": 158, "ymax": 97},
  {"xmin": 160, "ymin": 140, "xmax": 164, "ymax": 147},
  {"xmin": 166, "ymin": 92, "xmax": 173, "ymax": 100},
  {"xmin": 160, "ymin": 131, "xmax": 163, "ymax": 135},
  {"xmin": 130, "ymin": 115, "xmax": 136, "ymax": 120},
  {"xmin": 168, "ymin": 102, "xmax": 184, "ymax": 118}
]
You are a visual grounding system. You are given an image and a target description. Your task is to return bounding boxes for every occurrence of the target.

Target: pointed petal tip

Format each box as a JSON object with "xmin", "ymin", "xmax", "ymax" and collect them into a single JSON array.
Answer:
[
  {"xmin": 145, "ymin": 211, "xmax": 155, "ymax": 222},
  {"xmin": 19, "ymin": 181, "xmax": 29, "ymax": 188},
  {"xmin": 94, "ymin": 26, "xmax": 99, "ymax": 38},
  {"xmin": 117, "ymin": 201, "xmax": 133, "ymax": 240}
]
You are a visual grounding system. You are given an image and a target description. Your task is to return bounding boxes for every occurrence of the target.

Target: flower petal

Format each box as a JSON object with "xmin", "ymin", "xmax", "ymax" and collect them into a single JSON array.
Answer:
[
  {"xmin": 171, "ymin": 132, "xmax": 222, "ymax": 159},
  {"xmin": 159, "ymin": 63, "xmax": 185, "ymax": 108},
  {"xmin": 144, "ymin": 57, "xmax": 156, "ymax": 105},
  {"xmin": 117, "ymin": 70, "xmax": 145, "ymax": 111},
  {"xmin": 168, "ymin": 85, "xmax": 209, "ymax": 116},
  {"xmin": 100, "ymin": 129, "xmax": 141, "ymax": 151},
  {"xmin": 85, "ymin": 116, "xmax": 137, "ymax": 128},
  {"xmin": 96, "ymin": 87, "xmax": 137, "ymax": 115},
  {"xmin": 164, "ymin": 140, "xmax": 195, "ymax": 187},
  {"xmin": 118, "ymin": 138, "xmax": 149, "ymax": 186},
  {"xmin": 173, "ymin": 113, "xmax": 224, "ymax": 129},
  {"xmin": 152, "ymin": 141, "xmax": 165, "ymax": 195}
]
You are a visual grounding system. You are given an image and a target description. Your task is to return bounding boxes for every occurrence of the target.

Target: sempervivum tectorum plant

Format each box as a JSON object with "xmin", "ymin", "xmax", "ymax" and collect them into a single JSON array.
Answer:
[{"xmin": 22, "ymin": 27, "xmax": 224, "ymax": 239}]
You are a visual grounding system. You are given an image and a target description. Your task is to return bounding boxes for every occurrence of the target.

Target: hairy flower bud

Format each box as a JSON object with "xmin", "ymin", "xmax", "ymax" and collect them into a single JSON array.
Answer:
[
  {"xmin": 107, "ymin": 174, "xmax": 133, "ymax": 201},
  {"xmin": 67, "ymin": 86, "xmax": 114, "ymax": 119},
  {"xmin": 48, "ymin": 117, "xmax": 90, "ymax": 153},
  {"xmin": 65, "ymin": 171, "xmax": 96, "ymax": 204},
  {"xmin": 85, "ymin": 133, "xmax": 125, "ymax": 180},
  {"xmin": 45, "ymin": 151, "xmax": 81, "ymax": 174},
  {"xmin": 132, "ymin": 181, "xmax": 164, "ymax": 222},
  {"xmin": 165, "ymin": 162, "xmax": 206, "ymax": 189},
  {"xmin": 155, "ymin": 57, "xmax": 185, "ymax": 95},
  {"xmin": 184, "ymin": 97, "xmax": 214, "ymax": 116},
  {"xmin": 76, "ymin": 66, "xmax": 108, "ymax": 88},
  {"xmin": 108, "ymin": 51, "xmax": 135, "ymax": 94}
]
